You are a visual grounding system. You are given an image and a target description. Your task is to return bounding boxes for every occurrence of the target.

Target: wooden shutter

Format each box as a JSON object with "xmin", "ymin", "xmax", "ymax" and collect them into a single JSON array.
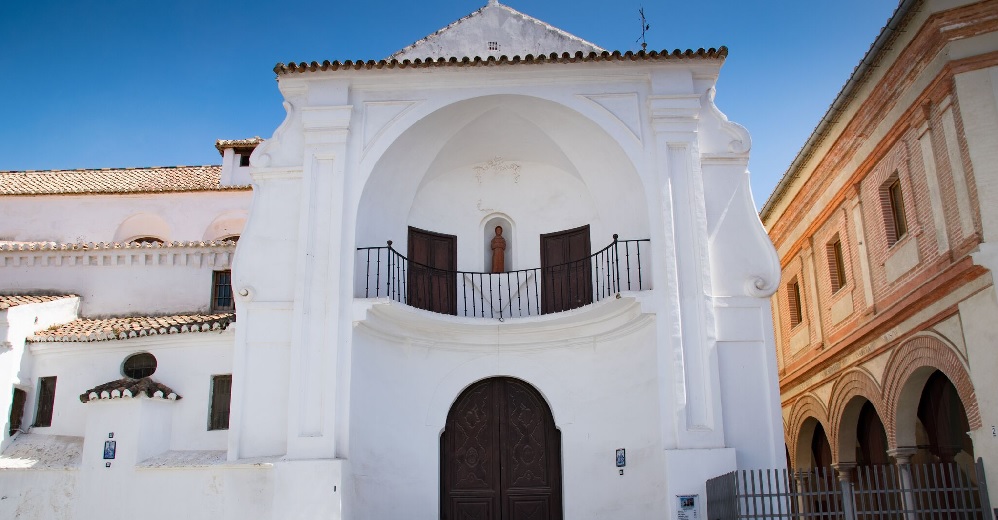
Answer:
[
  {"xmin": 34, "ymin": 377, "xmax": 56, "ymax": 427},
  {"xmin": 209, "ymin": 375, "xmax": 232, "ymax": 430}
]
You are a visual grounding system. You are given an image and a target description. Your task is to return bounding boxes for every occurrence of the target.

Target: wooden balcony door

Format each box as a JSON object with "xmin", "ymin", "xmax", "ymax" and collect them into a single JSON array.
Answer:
[
  {"xmin": 540, "ymin": 225, "xmax": 592, "ymax": 314},
  {"xmin": 408, "ymin": 226, "xmax": 457, "ymax": 315},
  {"xmin": 441, "ymin": 377, "xmax": 562, "ymax": 520}
]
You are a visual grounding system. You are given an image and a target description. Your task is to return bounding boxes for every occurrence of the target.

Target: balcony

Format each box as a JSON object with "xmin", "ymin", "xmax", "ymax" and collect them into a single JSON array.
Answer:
[{"xmin": 356, "ymin": 236, "xmax": 650, "ymax": 320}]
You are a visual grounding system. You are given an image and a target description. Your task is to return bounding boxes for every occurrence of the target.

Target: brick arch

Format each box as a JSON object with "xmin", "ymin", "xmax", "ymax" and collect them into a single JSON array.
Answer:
[
  {"xmin": 787, "ymin": 394, "xmax": 830, "ymax": 469},
  {"xmin": 882, "ymin": 334, "xmax": 980, "ymax": 450},
  {"xmin": 827, "ymin": 369, "xmax": 886, "ymax": 464}
]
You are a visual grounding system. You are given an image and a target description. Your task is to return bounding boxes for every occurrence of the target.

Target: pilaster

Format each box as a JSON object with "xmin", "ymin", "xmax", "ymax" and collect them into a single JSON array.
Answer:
[
  {"xmin": 287, "ymin": 103, "xmax": 353, "ymax": 459},
  {"xmin": 648, "ymin": 92, "xmax": 725, "ymax": 449}
]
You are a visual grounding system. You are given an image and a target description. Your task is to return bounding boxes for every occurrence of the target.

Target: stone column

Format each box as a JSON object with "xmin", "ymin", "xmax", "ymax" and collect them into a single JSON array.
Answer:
[
  {"xmin": 833, "ymin": 463, "xmax": 858, "ymax": 520},
  {"xmin": 888, "ymin": 447, "xmax": 919, "ymax": 520},
  {"xmin": 801, "ymin": 242, "xmax": 825, "ymax": 347},
  {"xmin": 846, "ymin": 184, "xmax": 875, "ymax": 311}
]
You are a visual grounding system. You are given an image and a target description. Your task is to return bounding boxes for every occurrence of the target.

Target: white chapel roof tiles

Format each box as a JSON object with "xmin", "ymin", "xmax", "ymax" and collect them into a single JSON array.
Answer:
[
  {"xmin": 0, "ymin": 294, "xmax": 77, "ymax": 310},
  {"xmin": 215, "ymin": 137, "xmax": 264, "ymax": 156},
  {"xmin": 80, "ymin": 377, "xmax": 181, "ymax": 402},
  {"xmin": 275, "ymin": 47, "xmax": 726, "ymax": 76},
  {"xmin": 0, "ymin": 239, "xmax": 237, "ymax": 252},
  {"xmin": 30, "ymin": 313, "xmax": 235, "ymax": 343},
  {"xmin": 0, "ymin": 165, "xmax": 249, "ymax": 196}
]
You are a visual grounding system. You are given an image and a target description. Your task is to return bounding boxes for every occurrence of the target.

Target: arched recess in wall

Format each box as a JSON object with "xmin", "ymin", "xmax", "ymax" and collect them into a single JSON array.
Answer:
[
  {"xmin": 482, "ymin": 214, "xmax": 513, "ymax": 272},
  {"xmin": 787, "ymin": 394, "xmax": 830, "ymax": 469},
  {"xmin": 203, "ymin": 211, "xmax": 248, "ymax": 242},
  {"xmin": 354, "ymin": 95, "xmax": 649, "ymax": 278},
  {"xmin": 114, "ymin": 213, "xmax": 171, "ymax": 243},
  {"xmin": 827, "ymin": 369, "xmax": 887, "ymax": 465},
  {"xmin": 882, "ymin": 335, "xmax": 980, "ymax": 450}
]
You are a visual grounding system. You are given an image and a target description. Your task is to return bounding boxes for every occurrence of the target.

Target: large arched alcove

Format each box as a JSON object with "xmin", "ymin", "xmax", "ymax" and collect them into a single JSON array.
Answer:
[{"xmin": 355, "ymin": 95, "xmax": 649, "ymax": 285}]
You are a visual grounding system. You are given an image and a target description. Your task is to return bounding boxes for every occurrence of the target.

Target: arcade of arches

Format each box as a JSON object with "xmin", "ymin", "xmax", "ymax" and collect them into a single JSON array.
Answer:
[{"xmin": 785, "ymin": 336, "xmax": 981, "ymax": 481}]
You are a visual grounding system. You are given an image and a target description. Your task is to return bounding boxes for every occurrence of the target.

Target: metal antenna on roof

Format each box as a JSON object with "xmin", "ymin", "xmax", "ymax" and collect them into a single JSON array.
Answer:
[{"xmin": 636, "ymin": 7, "xmax": 650, "ymax": 51}]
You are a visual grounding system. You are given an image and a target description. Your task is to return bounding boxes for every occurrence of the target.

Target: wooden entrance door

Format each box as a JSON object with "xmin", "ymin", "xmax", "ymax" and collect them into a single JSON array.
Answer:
[
  {"xmin": 540, "ymin": 225, "xmax": 592, "ymax": 314},
  {"xmin": 441, "ymin": 378, "xmax": 562, "ymax": 520},
  {"xmin": 408, "ymin": 226, "xmax": 457, "ymax": 315}
]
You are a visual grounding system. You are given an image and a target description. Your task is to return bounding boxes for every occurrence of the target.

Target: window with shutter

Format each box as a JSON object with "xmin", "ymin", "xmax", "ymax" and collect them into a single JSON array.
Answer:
[
  {"xmin": 788, "ymin": 278, "xmax": 804, "ymax": 328},
  {"xmin": 209, "ymin": 375, "xmax": 232, "ymax": 431},
  {"xmin": 34, "ymin": 377, "xmax": 57, "ymax": 428}
]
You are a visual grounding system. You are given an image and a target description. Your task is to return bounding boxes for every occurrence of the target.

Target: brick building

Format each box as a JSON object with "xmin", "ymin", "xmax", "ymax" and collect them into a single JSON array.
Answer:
[{"xmin": 761, "ymin": 0, "xmax": 998, "ymax": 500}]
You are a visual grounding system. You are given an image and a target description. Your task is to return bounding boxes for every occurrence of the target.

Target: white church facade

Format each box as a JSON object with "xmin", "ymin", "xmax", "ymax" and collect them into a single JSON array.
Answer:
[{"xmin": 0, "ymin": 3, "xmax": 785, "ymax": 519}]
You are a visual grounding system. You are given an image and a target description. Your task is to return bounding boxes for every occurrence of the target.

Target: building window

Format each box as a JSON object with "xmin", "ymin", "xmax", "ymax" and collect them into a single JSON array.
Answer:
[
  {"xmin": 212, "ymin": 270, "xmax": 235, "ymax": 312},
  {"xmin": 880, "ymin": 176, "xmax": 908, "ymax": 247},
  {"xmin": 787, "ymin": 278, "xmax": 804, "ymax": 328},
  {"xmin": 488, "ymin": 41, "xmax": 500, "ymax": 51},
  {"xmin": 9, "ymin": 388, "xmax": 26, "ymax": 436},
  {"xmin": 238, "ymin": 153, "xmax": 251, "ymax": 167},
  {"xmin": 208, "ymin": 374, "xmax": 232, "ymax": 431},
  {"xmin": 827, "ymin": 236, "xmax": 847, "ymax": 293},
  {"xmin": 122, "ymin": 352, "xmax": 157, "ymax": 379},
  {"xmin": 34, "ymin": 377, "xmax": 56, "ymax": 428}
]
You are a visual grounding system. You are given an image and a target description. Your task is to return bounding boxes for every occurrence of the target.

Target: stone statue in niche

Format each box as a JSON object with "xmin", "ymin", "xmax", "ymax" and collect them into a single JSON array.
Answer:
[{"xmin": 491, "ymin": 226, "xmax": 507, "ymax": 273}]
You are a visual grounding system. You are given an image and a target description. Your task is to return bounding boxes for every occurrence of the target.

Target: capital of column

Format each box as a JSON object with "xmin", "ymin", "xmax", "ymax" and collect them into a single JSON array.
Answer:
[
  {"xmin": 832, "ymin": 462, "xmax": 857, "ymax": 483},
  {"xmin": 302, "ymin": 105, "xmax": 353, "ymax": 145},
  {"xmin": 887, "ymin": 447, "xmax": 918, "ymax": 465},
  {"xmin": 648, "ymin": 94, "xmax": 700, "ymax": 134}
]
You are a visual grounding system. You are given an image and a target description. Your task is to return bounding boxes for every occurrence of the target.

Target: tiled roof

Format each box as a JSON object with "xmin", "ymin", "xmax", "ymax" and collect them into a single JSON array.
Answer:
[
  {"xmin": 0, "ymin": 294, "xmax": 77, "ymax": 310},
  {"xmin": 215, "ymin": 137, "xmax": 264, "ymax": 156},
  {"xmin": 275, "ymin": 48, "xmax": 727, "ymax": 75},
  {"xmin": 30, "ymin": 313, "xmax": 234, "ymax": 342},
  {"xmin": 0, "ymin": 240, "xmax": 236, "ymax": 252},
  {"xmin": 80, "ymin": 377, "xmax": 181, "ymax": 402},
  {"xmin": 0, "ymin": 165, "xmax": 250, "ymax": 196}
]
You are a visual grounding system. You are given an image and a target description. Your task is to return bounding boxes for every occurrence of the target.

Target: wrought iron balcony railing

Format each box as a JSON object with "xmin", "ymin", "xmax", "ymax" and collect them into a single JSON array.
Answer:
[{"xmin": 356, "ymin": 236, "xmax": 650, "ymax": 320}]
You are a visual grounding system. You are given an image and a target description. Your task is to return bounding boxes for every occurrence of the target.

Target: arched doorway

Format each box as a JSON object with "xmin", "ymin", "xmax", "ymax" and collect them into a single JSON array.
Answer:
[
  {"xmin": 856, "ymin": 401, "xmax": 890, "ymax": 466},
  {"xmin": 916, "ymin": 370, "xmax": 974, "ymax": 465},
  {"xmin": 810, "ymin": 423, "xmax": 832, "ymax": 469},
  {"xmin": 440, "ymin": 377, "xmax": 562, "ymax": 520}
]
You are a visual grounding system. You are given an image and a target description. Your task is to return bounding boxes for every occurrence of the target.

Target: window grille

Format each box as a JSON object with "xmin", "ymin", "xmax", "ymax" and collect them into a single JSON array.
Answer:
[
  {"xmin": 212, "ymin": 270, "xmax": 235, "ymax": 312},
  {"xmin": 34, "ymin": 377, "xmax": 56, "ymax": 428},
  {"xmin": 122, "ymin": 352, "xmax": 157, "ymax": 379},
  {"xmin": 208, "ymin": 375, "xmax": 232, "ymax": 431},
  {"xmin": 827, "ymin": 237, "xmax": 847, "ymax": 293}
]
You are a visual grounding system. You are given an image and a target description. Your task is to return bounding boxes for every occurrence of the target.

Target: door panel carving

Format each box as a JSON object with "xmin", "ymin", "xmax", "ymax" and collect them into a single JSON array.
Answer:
[{"xmin": 442, "ymin": 378, "xmax": 562, "ymax": 520}]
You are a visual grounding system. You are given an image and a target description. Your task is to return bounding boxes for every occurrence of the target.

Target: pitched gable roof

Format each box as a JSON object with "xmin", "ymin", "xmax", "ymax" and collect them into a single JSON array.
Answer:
[
  {"xmin": 0, "ymin": 165, "xmax": 249, "ymax": 196},
  {"xmin": 390, "ymin": 0, "xmax": 603, "ymax": 61}
]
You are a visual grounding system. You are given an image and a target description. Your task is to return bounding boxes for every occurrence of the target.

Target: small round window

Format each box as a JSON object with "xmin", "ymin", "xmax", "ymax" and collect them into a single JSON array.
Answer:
[{"xmin": 122, "ymin": 353, "xmax": 157, "ymax": 379}]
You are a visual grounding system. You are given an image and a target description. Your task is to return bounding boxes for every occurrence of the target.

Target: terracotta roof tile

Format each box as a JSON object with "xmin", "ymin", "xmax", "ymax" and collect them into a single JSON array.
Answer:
[
  {"xmin": 0, "ymin": 294, "xmax": 77, "ymax": 310},
  {"xmin": 30, "ymin": 313, "xmax": 234, "ymax": 343},
  {"xmin": 274, "ymin": 48, "xmax": 727, "ymax": 75},
  {"xmin": 0, "ymin": 165, "xmax": 250, "ymax": 196},
  {"xmin": 215, "ymin": 137, "xmax": 264, "ymax": 156},
  {"xmin": 0, "ymin": 240, "xmax": 236, "ymax": 252},
  {"xmin": 79, "ymin": 377, "xmax": 181, "ymax": 402}
]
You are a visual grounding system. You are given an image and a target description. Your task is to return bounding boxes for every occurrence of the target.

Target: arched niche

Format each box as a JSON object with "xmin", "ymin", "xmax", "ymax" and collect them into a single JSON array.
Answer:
[
  {"xmin": 482, "ymin": 214, "xmax": 513, "ymax": 272},
  {"xmin": 355, "ymin": 95, "xmax": 648, "ymax": 278},
  {"xmin": 114, "ymin": 213, "xmax": 171, "ymax": 243},
  {"xmin": 203, "ymin": 211, "xmax": 247, "ymax": 241}
]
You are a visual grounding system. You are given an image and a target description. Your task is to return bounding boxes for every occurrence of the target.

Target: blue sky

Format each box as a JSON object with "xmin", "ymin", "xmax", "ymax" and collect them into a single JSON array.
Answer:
[{"xmin": 0, "ymin": 0, "xmax": 898, "ymax": 204}]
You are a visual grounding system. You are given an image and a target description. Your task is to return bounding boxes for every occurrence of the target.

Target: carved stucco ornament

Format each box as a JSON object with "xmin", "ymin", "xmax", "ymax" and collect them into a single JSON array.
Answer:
[{"xmin": 473, "ymin": 157, "xmax": 521, "ymax": 184}]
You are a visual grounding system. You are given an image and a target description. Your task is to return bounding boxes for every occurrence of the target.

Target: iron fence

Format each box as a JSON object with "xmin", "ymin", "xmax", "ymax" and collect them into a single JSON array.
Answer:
[
  {"xmin": 356, "ymin": 236, "xmax": 651, "ymax": 320},
  {"xmin": 707, "ymin": 460, "xmax": 992, "ymax": 520}
]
